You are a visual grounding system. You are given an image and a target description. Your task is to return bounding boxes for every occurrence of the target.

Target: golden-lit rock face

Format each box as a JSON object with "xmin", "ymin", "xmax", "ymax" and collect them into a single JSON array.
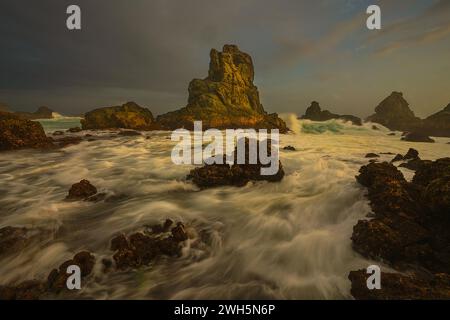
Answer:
[{"xmin": 157, "ymin": 44, "xmax": 288, "ymax": 133}]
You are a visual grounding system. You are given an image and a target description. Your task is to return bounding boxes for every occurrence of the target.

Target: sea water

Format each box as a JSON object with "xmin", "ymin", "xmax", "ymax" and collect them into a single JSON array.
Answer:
[{"xmin": 0, "ymin": 115, "xmax": 448, "ymax": 299}]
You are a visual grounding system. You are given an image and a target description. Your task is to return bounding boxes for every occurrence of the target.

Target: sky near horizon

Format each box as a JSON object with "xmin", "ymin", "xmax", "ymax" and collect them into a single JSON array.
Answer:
[{"xmin": 1, "ymin": 0, "xmax": 449, "ymax": 118}]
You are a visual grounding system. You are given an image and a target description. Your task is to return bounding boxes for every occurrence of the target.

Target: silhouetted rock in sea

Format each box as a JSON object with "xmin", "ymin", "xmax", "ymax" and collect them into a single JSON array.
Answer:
[
  {"xmin": 402, "ymin": 132, "xmax": 435, "ymax": 143},
  {"xmin": 349, "ymin": 154, "xmax": 450, "ymax": 299},
  {"xmin": 65, "ymin": 179, "xmax": 98, "ymax": 201},
  {"xmin": 15, "ymin": 106, "xmax": 54, "ymax": 120},
  {"xmin": 81, "ymin": 101, "xmax": 160, "ymax": 130},
  {"xmin": 367, "ymin": 92, "xmax": 450, "ymax": 137},
  {"xmin": 300, "ymin": 101, "xmax": 362, "ymax": 126},
  {"xmin": 156, "ymin": 44, "xmax": 288, "ymax": 133},
  {"xmin": 423, "ymin": 103, "xmax": 450, "ymax": 137},
  {"xmin": 367, "ymin": 92, "xmax": 422, "ymax": 132},
  {"xmin": 0, "ymin": 111, "xmax": 54, "ymax": 151}
]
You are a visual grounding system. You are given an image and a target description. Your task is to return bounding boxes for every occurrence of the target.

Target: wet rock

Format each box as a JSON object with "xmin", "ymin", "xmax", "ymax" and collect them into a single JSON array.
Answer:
[
  {"xmin": 349, "ymin": 270, "xmax": 450, "ymax": 300},
  {"xmin": 372, "ymin": 125, "xmax": 379, "ymax": 130},
  {"xmin": 391, "ymin": 154, "xmax": 404, "ymax": 162},
  {"xmin": 283, "ymin": 146, "xmax": 296, "ymax": 151},
  {"xmin": 156, "ymin": 45, "xmax": 288, "ymax": 133},
  {"xmin": 67, "ymin": 127, "xmax": 82, "ymax": 133},
  {"xmin": 402, "ymin": 132, "xmax": 435, "ymax": 143},
  {"xmin": 0, "ymin": 280, "xmax": 45, "ymax": 300},
  {"xmin": 365, "ymin": 153, "xmax": 379, "ymax": 158},
  {"xmin": 404, "ymin": 148, "xmax": 419, "ymax": 160},
  {"xmin": 366, "ymin": 92, "xmax": 422, "ymax": 132},
  {"xmin": 188, "ymin": 138, "xmax": 285, "ymax": 189},
  {"xmin": 81, "ymin": 101, "xmax": 160, "ymax": 131},
  {"xmin": 110, "ymin": 220, "xmax": 191, "ymax": 270},
  {"xmin": 350, "ymin": 156, "xmax": 450, "ymax": 299},
  {"xmin": 53, "ymin": 131, "xmax": 65, "ymax": 136},
  {"xmin": 66, "ymin": 180, "xmax": 98, "ymax": 201},
  {"xmin": 399, "ymin": 158, "xmax": 425, "ymax": 171},
  {"xmin": 47, "ymin": 251, "xmax": 95, "ymax": 293},
  {"xmin": 0, "ymin": 111, "xmax": 54, "ymax": 151}
]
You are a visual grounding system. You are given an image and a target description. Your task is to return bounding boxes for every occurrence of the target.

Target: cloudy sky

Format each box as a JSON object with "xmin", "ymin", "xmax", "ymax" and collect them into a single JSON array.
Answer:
[{"xmin": 1, "ymin": 0, "xmax": 449, "ymax": 117}]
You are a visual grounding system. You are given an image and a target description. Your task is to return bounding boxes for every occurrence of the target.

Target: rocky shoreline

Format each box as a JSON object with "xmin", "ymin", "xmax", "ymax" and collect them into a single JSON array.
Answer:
[{"xmin": 349, "ymin": 151, "xmax": 450, "ymax": 299}]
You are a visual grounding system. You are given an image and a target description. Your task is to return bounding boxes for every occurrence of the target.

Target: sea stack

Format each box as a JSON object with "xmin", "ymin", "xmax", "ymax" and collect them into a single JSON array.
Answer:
[
  {"xmin": 300, "ymin": 101, "xmax": 362, "ymax": 125},
  {"xmin": 157, "ymin": 44, "xmax": 288, "ymax": 133},
  {"xmin": 366, "ymin": 92, "xmax": 422, "ymax": 132}
]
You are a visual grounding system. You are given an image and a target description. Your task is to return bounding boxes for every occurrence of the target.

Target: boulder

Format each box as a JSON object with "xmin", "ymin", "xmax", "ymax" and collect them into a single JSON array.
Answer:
[
  {"xmin": 0, "ymin": 111, "xmax": 54, "ymax": 151},
  {"xmin": 156, "ymin": 45, "xmax": 288, "ymax": 133},
  {"xmin": 65, "ymin": 180, "xmax": 98, "ymax": 201},
  {"xmin": 300, "ymin": 101, "xmax": 362, "ymax": 126},
  {"xmin": 81, "ymin": 102, "xmax": 160, "ymax": 130},
  {"xmin": 349, "ymin": 270, "xmax": 450, "ymax": 300}
]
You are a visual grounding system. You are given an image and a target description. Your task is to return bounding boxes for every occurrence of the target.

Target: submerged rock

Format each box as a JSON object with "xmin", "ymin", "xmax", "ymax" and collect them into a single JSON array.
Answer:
[
  {"xmin": 365, "ymin": 153, "xmax": 379, "ymax": 158},
  {"xmin": 156, "ymin": 45, "xmax": 288, "ymax": 133},
  {"xmin": 300, "ymin": 101, "xmax": 362, "ymax": 126},
  {"xmin": 67, "ymin": 127, "xmax": 82, "ymax": 133},
  {"xmin": 66, "ymin": 180, "xmax": 98, "ymax": 201},
  {"xmin": 81, "ymin": 101, "xmax": 160, "ymax": 131},
  {"xmin": 47, "ymin": 251, "xmax": 96, "ymax": 293},
  {"xmin": 366, "ymin": 92, "xmax": 422, "ymax": 132},
  {"xmin": 110, "ymin": 220, "xmax": 190, "ymax": 270},
  {"xmin": 283, "ymin": 146, "xmax": 296, "ymax": 151},
  {"xmin": 402, "ymin": 132, "xmax": 435, "ymax": 143},
  {"xmin": 0, "ymin": 111, "xmax": 54, "ymax": 151}
]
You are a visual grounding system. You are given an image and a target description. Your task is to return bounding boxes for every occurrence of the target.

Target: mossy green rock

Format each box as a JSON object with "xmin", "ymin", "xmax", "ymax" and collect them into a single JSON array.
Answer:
[
  {"xmin": 81, "ymin": 102, "xmax": 159, "ymax": 130},
  {"xmin": 157, "ymin": 45, "xmax": 288, "ymax": 133}
]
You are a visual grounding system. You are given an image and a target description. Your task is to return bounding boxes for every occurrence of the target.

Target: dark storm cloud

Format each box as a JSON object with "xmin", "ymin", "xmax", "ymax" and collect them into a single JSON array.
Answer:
[{"xmin": 0, "ymin": 0, "xmax": 449, "ymax": 117}]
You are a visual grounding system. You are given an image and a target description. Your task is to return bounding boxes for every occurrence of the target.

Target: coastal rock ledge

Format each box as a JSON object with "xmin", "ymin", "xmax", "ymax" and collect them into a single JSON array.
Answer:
[{"xmin": 156, "ymin": 44, "xmax": 288, "ymax": 133}]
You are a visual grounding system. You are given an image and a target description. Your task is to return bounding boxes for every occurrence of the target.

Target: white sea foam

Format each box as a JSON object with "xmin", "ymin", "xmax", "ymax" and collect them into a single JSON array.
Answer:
[{"xmin": 0, "ymin": 116, "xmax": 448, "ymax": 299}]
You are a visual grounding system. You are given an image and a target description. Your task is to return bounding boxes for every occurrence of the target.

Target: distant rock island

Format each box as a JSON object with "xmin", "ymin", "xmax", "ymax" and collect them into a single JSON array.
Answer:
[
  {"xmin": 367, "ymin": 92, "xmax": 450, "ymax": 137},
  {"xmin": 157, "ymin": 44, "xmax": 288, "ymax": 133},
  {"xmin": 81, "ymin": 101, "xmax": 160, "ymax": 130},
  {"xmin": 15, "ymin": 106, "xmax": 54, "ymax": 120},
  {"xmin": 300, "ymin": 101, "xmax": 362, "ymax": 126}
]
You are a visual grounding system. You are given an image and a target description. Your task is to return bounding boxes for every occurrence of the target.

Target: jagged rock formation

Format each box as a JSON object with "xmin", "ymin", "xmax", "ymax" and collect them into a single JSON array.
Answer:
[
  {"xmin": 349, "ymin": 155, "xmax": 450, "ymax": 299},
  {"xmin": 81, "ymin": 102, "xmax": 160, "ymax": 130},
  {"xmin": 367, "ymin": 92, "xmax": 422, "ymax": 132},
  {"xmin": 156, "ymin": 45, "xmax": 288, "ymax": 133},
  {"xmin": 0, "ymin": 111, "xmax": 54, "ymax": 151},
  {"xmin": 15, "ymin": 106, "xmax": 54, "ymax": 120},
  {"xmin": 423, "ymin": 103, "xmax": 450, "ymax": 137},
  {"xmin": 300, "ymin": 101, "xmax": 362, "ymax": 126},
  {"xmin": 367, "ymin": 92, "xmax": 450, "ymax": 137}
]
